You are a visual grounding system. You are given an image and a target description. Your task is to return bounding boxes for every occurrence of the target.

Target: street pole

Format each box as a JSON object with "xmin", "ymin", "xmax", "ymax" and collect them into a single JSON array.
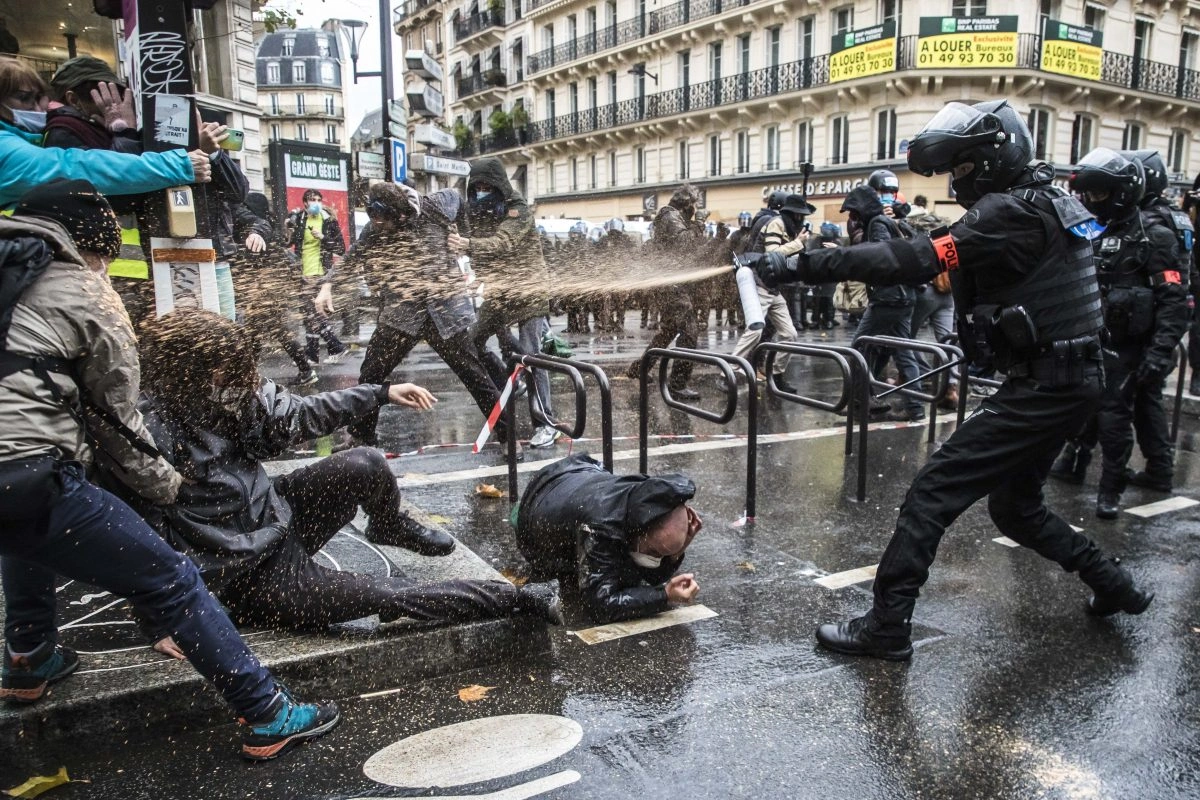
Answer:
[{"xmin": 379, "ymin": 0, "xmax": 396, "ymax": 182}]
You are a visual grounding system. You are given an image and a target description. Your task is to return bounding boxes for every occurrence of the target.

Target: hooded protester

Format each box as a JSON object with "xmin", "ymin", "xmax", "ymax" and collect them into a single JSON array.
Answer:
[
  {"xmin": 626, "ymin": 183, "xmax": 704, "ymax": 399},
  {"xmin": 0, "ymin": 180, "xmax": 335, "ymax": 761},
  {"xmin": 127, "ymin": 310, "xmax": 563, "ymax": 636},
  {"xmin": 806, "ymin": 222, "xmax": 843, "ymax": 330},
  {"xmin": 315, "ymin": 183, "xmax": 511, "ymax": 452},
  {"xmin": 516, "ymin": 455, "xmax": 702, "ymax": 623},
  {"xmin": 450, "ymin": 157, "xmax": 559, "ymax": 450},
  {"xmin": 841, "ymin": 185, "xmax": 926, "ymax": 422}
]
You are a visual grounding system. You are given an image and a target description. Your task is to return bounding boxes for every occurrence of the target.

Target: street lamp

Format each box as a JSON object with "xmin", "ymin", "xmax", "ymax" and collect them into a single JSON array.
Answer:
[
  {"xmin": 627, "ymin": 64, "xmax": 659, "ymax": 84},
  {"xmin": 337, "ymin": 6, "xmax": 399, "ymax": 182}
]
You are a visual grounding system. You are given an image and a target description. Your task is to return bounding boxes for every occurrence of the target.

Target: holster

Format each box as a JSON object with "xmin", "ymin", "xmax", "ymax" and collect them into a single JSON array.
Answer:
[{"xmin": 1007, "ymin": 336, "xmax": 1102, "ymax": 387}]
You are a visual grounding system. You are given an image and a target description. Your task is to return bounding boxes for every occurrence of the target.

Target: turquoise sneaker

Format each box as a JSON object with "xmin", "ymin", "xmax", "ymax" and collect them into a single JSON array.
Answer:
[
  {"xmin": 1, "ymin": 641, "xmax": 80, "ymax": 704},
  {"xmin": 240, "ymin": 686, "xmax": 340, "ymax": 761}
]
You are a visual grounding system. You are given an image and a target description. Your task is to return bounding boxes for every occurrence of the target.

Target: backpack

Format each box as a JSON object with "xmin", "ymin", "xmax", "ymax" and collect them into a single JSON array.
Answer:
[{"xmin": 0, "ymin": 235, "xmax": 162, "ymax": 459}]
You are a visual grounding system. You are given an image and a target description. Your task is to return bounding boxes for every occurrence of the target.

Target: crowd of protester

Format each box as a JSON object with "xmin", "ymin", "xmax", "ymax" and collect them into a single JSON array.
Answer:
[{"xmin": 2, "ymin": 53, "xmax": 1198, "ymax": 764}]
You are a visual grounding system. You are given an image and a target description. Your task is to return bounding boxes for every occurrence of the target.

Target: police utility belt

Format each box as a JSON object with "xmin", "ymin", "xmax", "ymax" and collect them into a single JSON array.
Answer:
[{"xmin": 975, "ymin": 304, "xmax": 1101, "ymax": 387}]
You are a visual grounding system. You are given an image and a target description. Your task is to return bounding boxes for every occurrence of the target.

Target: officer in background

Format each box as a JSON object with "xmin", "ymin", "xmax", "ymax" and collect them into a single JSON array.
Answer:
[
  {"xmin": 1122, "ymin": 150, "xmax": 1193, "ymax": 492},
  {"xmin": 747, "ymin": 100, "xmax": 1152, "ymax": 661},
  {"xmin": 1066, "ymin": 149, "xmax": 1189, "ymax": 518}
]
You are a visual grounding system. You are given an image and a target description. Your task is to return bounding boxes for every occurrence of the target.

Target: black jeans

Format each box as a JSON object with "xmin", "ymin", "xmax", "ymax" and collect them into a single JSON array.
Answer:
[
  {"xmin": 853, "ymin": 302, "xmax": 924, "ymax": 416},
  {"xmin": 0, "ymin": 461, "xmax": 276, "ymax": 718},
  {"xmin": 867, "ymin": 375, "xmax": 1129, "ymax": 634},
  {"xmin": 221, "ymin": 449, "xmax": 519, "ymax": 630},
  {"xmin": 636, "ymin": 298, "xmax": 698, "ymax": 389},
  {"xmin": 348, "ymin": 319, "xmax": 503, "ymax": 445}
]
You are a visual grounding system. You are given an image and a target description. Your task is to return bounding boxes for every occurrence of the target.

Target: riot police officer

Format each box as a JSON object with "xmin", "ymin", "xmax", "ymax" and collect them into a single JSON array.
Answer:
[
  {"xmin": 747, "ymin": 100, "xmax": 1152, "ymax": 661},
  {"xmin": 1070, "ymin": 148, "xmax": 1190, "ymax": 517},
  {"xmin": 1123, "ymin": 150, "xmax": 1194, "ymax": 491}
]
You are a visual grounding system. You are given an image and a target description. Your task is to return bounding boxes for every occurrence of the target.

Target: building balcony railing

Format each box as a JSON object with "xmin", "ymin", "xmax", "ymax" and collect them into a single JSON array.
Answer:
[
  {"xmin": 456, "ymin": 69, "xmax": 509, "ymax": 100},
  {"xmin": 508, "ymin": 33, "xmax": 1200, "ymax": 154},
  {"xmin": 394, "ymin": 0, "xmax": 436, "ymax": 22},
  {"xmin": 527, "ymin": 0, "xmax": 757, "ymax": 77},
  {"xmin": 263, "ymin": 106, "xmax": 344, "ymax": 118},
  {"xmin": 453, "ymin": 8, "xmax": 506, "ymax": 45}
]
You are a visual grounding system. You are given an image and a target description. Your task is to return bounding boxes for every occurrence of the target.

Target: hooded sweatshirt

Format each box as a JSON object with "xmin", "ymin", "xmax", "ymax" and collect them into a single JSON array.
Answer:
[{"xmin": 840, "ymin": 185, "xmax": 914, "ymax": 307}]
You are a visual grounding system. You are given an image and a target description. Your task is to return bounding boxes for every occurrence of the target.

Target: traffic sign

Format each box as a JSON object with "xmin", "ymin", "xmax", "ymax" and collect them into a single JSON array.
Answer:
[{"xmin": 391, "ymin": 138, "xmax": 407, "ymax": 183}]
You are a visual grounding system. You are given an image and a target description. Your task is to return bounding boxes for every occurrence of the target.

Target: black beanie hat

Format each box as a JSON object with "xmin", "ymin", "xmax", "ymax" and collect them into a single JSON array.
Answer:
[{"xmin": 13, "ymin": 179, "xmax": 123, "ymax": 259}]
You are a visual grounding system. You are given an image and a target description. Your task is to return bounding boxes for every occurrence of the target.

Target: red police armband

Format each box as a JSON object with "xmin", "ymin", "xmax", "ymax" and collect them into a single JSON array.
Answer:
[
  {"xmin": 1163, "ymin": 270, "xmax": 1182, "ymax": 284},
  {"xmin": 929, "ymin": 226, "xmax": 959, "ymax": 272}
]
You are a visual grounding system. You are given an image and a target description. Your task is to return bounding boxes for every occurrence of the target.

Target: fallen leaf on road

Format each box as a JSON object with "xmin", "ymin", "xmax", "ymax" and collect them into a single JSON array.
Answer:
[
  {"xmin": 427, "ymin": 514, "xmax": 452, "ymax": 525},
  {"xmin": 475, "ymin": 483, "xmax": 503, "ymax": 498},
  {"xmin": 457, "ymin": 684, "xmax": 497, "ymax": 703},
  {"xmin": 1191, "ymin": 626, "xmax": 1200, "ymax": 634},
  {"xmin": 736, "ymin": 561, "xmax": 757, "ymax": 572},
  {"xmin": 499, "ymin": 569, "xmax": 528, "ymax": 587},
  {"xmin": 4, "ymin": 767, "xmax": 71, "ymax": 798}
]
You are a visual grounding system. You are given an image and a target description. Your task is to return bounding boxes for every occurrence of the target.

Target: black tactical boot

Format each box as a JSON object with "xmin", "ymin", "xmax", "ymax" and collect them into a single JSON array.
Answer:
[
  {"xmin": 1087, "ymin": 569, "xmax": 1154, "ymax": 617},
  {"xmin": 1095, "ymin": 492, "xmax": 1121, "ymax": 520},
  {"xmin": 517, "ymin": 580, "xmax": 564, "ymax": 625},
  {"xmin": 1127, "ymin": 466, "xmax": 1173, "ymax": 493},
  {"xmin": 367, "ymin": 513, "xmax": 456, "ymax": 556},
  {"xmin": 1049, "ymin": 443, "xmax": 1091, "ymax": 485},
  {"xmin": 815, "ymin": 615, "xmax": 913, "ymax": 661}
]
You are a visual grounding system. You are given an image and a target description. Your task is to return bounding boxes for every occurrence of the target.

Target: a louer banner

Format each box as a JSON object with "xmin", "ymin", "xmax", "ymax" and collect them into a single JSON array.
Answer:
[
  {"xmin": 917, "ymin": 16, "xmax": 1018, "ymax": 69},
  {"xmin": 1040, "ymin": 18, "xmax": 1104, "ymax": 81},
  {"xmin": 829, "ymin": 21, "xmax": 897, "ymax": 84}
]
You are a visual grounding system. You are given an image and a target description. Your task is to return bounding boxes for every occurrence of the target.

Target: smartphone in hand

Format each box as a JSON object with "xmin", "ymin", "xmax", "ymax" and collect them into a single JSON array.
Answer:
[{"xmin": 219, "ymin": 129, "xmax": 245, "ymax": 151}]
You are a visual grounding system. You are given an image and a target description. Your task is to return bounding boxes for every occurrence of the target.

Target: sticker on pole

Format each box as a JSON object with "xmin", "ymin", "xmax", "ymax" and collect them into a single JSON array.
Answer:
[{"xmin": 474, "ymin": 365, "xmax": 525, "ymax": 452}]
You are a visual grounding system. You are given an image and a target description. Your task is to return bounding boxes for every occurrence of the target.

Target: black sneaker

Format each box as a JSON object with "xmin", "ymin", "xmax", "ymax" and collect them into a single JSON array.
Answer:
[
  {"xmin": 815, "ymin": 616, "xmax": 913, "ymax": 661},
  {"xmin": 0, "ymin": 641, "xmax": 79, "ymax": 704},
  {"xmin": 517, "ymin": 579, "xmax": 565, "ymax": 625},
  {"xmin": 367, "ymin": 513, "xmax": 456, "ymax": 556},
  {"xmin": 1087, "ymin": 583, "xmax": 1154, "ymax": 617},
  {"xmin": 1096, "ymin": 492, "xmax": 1121, "ymax": 520},
  {"xmin": 286, "ymin": 369, "xmax": 319, "ymax": 387},
  {"xmin": 881, "ymin": 408, "xmax": 926, "ymax": 422},
  {"xmin": 240, "ymin": 686, "xmax": 340, "ymax": 761},
  {"xmin": 773, "ymin": 376, "xmax": 799, "ymax": 394}
]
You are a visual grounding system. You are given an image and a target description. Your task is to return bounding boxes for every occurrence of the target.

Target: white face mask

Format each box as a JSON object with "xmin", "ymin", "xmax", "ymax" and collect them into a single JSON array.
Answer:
[
  {"xmin": 629, "ymin": 550, "xmax": 664, "ymax": 569},
  {"xmin": 7, "ymin": 107, "xmax": 46, "ymax": 133}
]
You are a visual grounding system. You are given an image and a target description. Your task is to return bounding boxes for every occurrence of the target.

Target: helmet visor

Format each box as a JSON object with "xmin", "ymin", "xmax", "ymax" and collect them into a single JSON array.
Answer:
[
  {"xmin": 907, "ymin": 103, "xmax": 995, "ymax": 176},
  {"xmin": 1075, "ymin": 147, "xmax": 1128, "ymax": 173}
]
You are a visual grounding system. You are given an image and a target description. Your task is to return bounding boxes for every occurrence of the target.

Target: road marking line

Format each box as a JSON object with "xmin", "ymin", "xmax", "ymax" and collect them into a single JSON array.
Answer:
[
  {"xmin": 1125, "ymin": 496, "xmax": 1199, "ymax": 518},
  {"xmin": 993, "ymin": 536, "xmax": 1020, "ymax": 548},
  {"xmin": 815, "ymin": 565, "xmax": 877, "ymax": 589},
  {"xmin": 569, "ymin": 604, "xmax": 718, "ymax": 645},
  {"xmin": 353, "ymin": 770, "xmax": 582, "ymax": 800},
  {"xmin": 1070, "ymin": 525, "xmax": 1084, "ymax": 533}
]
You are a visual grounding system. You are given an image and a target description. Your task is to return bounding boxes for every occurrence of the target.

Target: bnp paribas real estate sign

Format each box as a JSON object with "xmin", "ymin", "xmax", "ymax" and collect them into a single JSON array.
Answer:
[
  {"xmin": 829, "ymin": 21, "xmax": 897, "ymax": 83},
  {"xmin": 917, "ymin": 16, "xmax": 1019, "ymax": 69},
  {"xmin": 1040, "ymin": 18, "xmax": 1104, "ymax": 81}
]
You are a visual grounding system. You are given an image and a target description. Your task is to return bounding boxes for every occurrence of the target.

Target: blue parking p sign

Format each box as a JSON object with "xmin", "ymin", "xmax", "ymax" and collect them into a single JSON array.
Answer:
[{"xmin": 390, "ymin": 138, "xmax": 407, "ymax": 183}]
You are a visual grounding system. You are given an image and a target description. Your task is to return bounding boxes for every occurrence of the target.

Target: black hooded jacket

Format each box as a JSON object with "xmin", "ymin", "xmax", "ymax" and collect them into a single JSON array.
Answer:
[
  {"xmin": 515, "ymin": 454, "xmax": 695, "ymax": 623},
  {"xmin": 841, "ymin": 186, "xmax": 914, "ymax": 307}
]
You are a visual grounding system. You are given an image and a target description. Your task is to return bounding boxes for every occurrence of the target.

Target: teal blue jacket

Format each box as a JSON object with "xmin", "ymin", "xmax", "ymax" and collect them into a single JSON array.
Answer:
[{"xmin": 0, "ymin": 120, "xmax": 195, "ymax": 207}]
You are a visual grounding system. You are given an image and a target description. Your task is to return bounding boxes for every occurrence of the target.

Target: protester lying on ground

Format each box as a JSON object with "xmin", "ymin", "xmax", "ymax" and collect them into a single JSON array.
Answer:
[
  {"xmin": 0, "ymin": 56, "xmax": 211, "ymax": 207},
  {"xmin": 0, "ymin": 180, "xmax": 335, "ymax": 761},
  {"xmin": 121, "ymin": 310, "xmax": 563, "ymax": 638},
  {"xmin": 515, "ymin": 454, "xmax": 702, "ymax": 623}
]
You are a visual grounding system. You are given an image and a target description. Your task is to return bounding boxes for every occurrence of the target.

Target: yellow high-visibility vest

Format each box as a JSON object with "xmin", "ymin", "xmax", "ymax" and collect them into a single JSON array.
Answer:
[{"xmin": 108, "ymin": 214, "xmax": 149, "ymax": 280}]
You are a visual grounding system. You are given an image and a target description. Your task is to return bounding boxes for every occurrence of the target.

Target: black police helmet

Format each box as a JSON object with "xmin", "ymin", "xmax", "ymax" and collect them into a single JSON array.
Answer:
[
  {"xmin": 868, "ymin": 169, "xmax": 900, "ymax": 193},
  {"xmin": 766, "ymin": 190, "xmax": 788, "ymax": 210},
  {"xmin": 907, "ymin": 100, "xmax": 1033, "ymax": 208},
  {"xmin": 1119, "ymin": 149, "xmax": 1167, "ymax": 201},
  {"xmin": 1069, "ymin": 147, "xmax": 1145, "ymax": 223}
]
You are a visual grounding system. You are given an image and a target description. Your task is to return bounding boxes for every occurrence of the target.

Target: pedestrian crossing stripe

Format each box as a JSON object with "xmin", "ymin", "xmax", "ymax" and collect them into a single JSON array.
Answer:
[
  {"xmin": 1125, "ymin": 496, "xmax": 1199, "ymax": 518},
  {"xmin": 993, "ymin": 537, "xmax": 1020, "ymax": 547},
  {"xmin": 815, "ymin": 565, "xmax": 877, "ymax": 589},
  {"xmin": 569, "ymin": 604, "xmax": 718, "ymax": 644}
]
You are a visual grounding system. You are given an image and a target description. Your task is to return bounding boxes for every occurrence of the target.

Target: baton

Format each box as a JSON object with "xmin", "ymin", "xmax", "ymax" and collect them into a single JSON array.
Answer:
[{"xmin": 877, "ymin": 358, "xmax": 966, "ymax": 397}]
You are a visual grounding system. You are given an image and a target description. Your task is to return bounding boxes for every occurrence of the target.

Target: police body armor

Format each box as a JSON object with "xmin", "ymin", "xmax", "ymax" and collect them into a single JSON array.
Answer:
[
  {"xmin": 971, "ymin": 185, "xmax": 1104, "ymax": 385},
  {"xmin": 1095, "ymin": 215, "xmax": 1157, "ymax": 344},
  {"xmin": 1142, "ymin": 198, "xmax": 1194, "ymax": 257}
]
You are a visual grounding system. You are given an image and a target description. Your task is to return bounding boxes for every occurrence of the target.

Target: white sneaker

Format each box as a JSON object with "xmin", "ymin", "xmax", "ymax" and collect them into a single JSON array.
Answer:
[
  {"xmin": 529, "ymin": 425, "xmax": 562, "ymax": 449},
  {"xmin": 323, "ymin": 352, "xmax": 344, "ymax": 365},
  {"xmin": 969, "ymin": 382, "xmax": 998, "ymax": 397}
]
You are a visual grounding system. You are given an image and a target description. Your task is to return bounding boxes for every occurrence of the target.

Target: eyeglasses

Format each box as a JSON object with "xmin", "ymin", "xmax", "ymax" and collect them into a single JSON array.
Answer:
[{"xmin": 366, "ymin": 200, "xmax": 390, "ymax": 217}]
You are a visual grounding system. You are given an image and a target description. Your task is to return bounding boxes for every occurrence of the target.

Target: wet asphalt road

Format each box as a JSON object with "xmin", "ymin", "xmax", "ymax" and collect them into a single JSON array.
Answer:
[{"xmin": 12, "ymin": 319, "xmax": 1200, "ymax": 799}]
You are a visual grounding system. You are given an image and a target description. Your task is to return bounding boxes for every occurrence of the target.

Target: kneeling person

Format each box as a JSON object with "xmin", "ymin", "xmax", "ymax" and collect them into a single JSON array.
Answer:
[
  {"xmin": 516, "ymin": 455, "xmax": 702, "ymax": 623},
  {"xmin": 123, "ymin": 310, "xmax": 561, "ymax": 635}
]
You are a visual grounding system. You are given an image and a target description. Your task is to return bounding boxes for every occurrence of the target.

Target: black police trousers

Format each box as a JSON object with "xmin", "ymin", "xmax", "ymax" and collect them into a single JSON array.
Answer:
[
  {"xmin": 348, "ymin": 318, "xmax": 504, "ymax": 445},
  {"xmin": 632, "ymin": 296, "xmax": 698, "ymax": 389},
  {"xmin": 1097, "ymin": 342, "xmax": 1174, "ymax": 492},
  {"xmin": 868, "ymin": 373, "xmax": 1129, "ymax": 634},
  {"xmin": 220, "ymin": 448, "xmax": 520, "ymax": 630}
]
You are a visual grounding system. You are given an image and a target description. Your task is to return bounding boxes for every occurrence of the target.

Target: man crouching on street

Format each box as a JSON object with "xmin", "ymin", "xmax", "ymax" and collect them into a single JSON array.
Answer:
[
  {"xmin": 515, "ymin": 454, "xmax": 702, "ymax": 623},
  {"xmin": 110, "ymin": 309, "xmax": 562, "ymax": 637}
]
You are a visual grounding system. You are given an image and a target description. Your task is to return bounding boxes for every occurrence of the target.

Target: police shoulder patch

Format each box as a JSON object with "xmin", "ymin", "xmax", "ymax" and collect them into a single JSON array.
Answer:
[{"xmin": 1050, "ymin": 194, "xmax": 1097, "ymax": 235}]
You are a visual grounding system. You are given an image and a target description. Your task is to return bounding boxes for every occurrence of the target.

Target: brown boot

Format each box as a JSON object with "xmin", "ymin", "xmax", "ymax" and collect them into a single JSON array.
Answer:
[{"xmin": 939, "ymin": 386, "xmax": 959, "ymax": 410}]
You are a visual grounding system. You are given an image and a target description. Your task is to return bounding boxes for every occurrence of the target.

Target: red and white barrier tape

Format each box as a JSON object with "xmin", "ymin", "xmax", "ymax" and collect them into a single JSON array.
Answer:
[{"xmin": 473, "ymin": 364, "xmax": 526, "ymax": 453}]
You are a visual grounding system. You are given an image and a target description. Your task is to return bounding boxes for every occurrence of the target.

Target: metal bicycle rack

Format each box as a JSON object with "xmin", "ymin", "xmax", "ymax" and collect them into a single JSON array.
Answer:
[
  {"xmin": 639, "ymin": 347, "xmax": 757, "ymax": 519},
  {"xmin": 505, "ymin": 353, "xmax": 614, "ymax": 502},
  {"xmin": 755, "ymin": 341, "xmax": 872, "ymax": 502},
  {"xmin": 1172, "ymin": 342, "xmax": 1188, "ymax": 443},
  {"xmin": 854, "ymin": 335, "xmax": 953, "ymax": 444}
]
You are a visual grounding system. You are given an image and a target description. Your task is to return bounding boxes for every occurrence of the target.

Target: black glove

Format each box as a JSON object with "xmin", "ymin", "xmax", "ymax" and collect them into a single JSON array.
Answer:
[
  {"xmin": 738, "ymin": 251, "xmax": 791, "ymax": 289},
  {"xmin": 1135, "ymin": 358, "xmax": 1168, "ymax": 386}
]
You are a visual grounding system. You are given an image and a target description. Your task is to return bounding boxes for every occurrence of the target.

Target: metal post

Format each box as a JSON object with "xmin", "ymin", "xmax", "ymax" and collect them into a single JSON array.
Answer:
[
  {"xmin": 379, "ymin": 0, "xmax": 396, "ymax": 182},
  {"xmin": 506, "ymin": 389, "xmax": 518, "ymax": 503}
]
